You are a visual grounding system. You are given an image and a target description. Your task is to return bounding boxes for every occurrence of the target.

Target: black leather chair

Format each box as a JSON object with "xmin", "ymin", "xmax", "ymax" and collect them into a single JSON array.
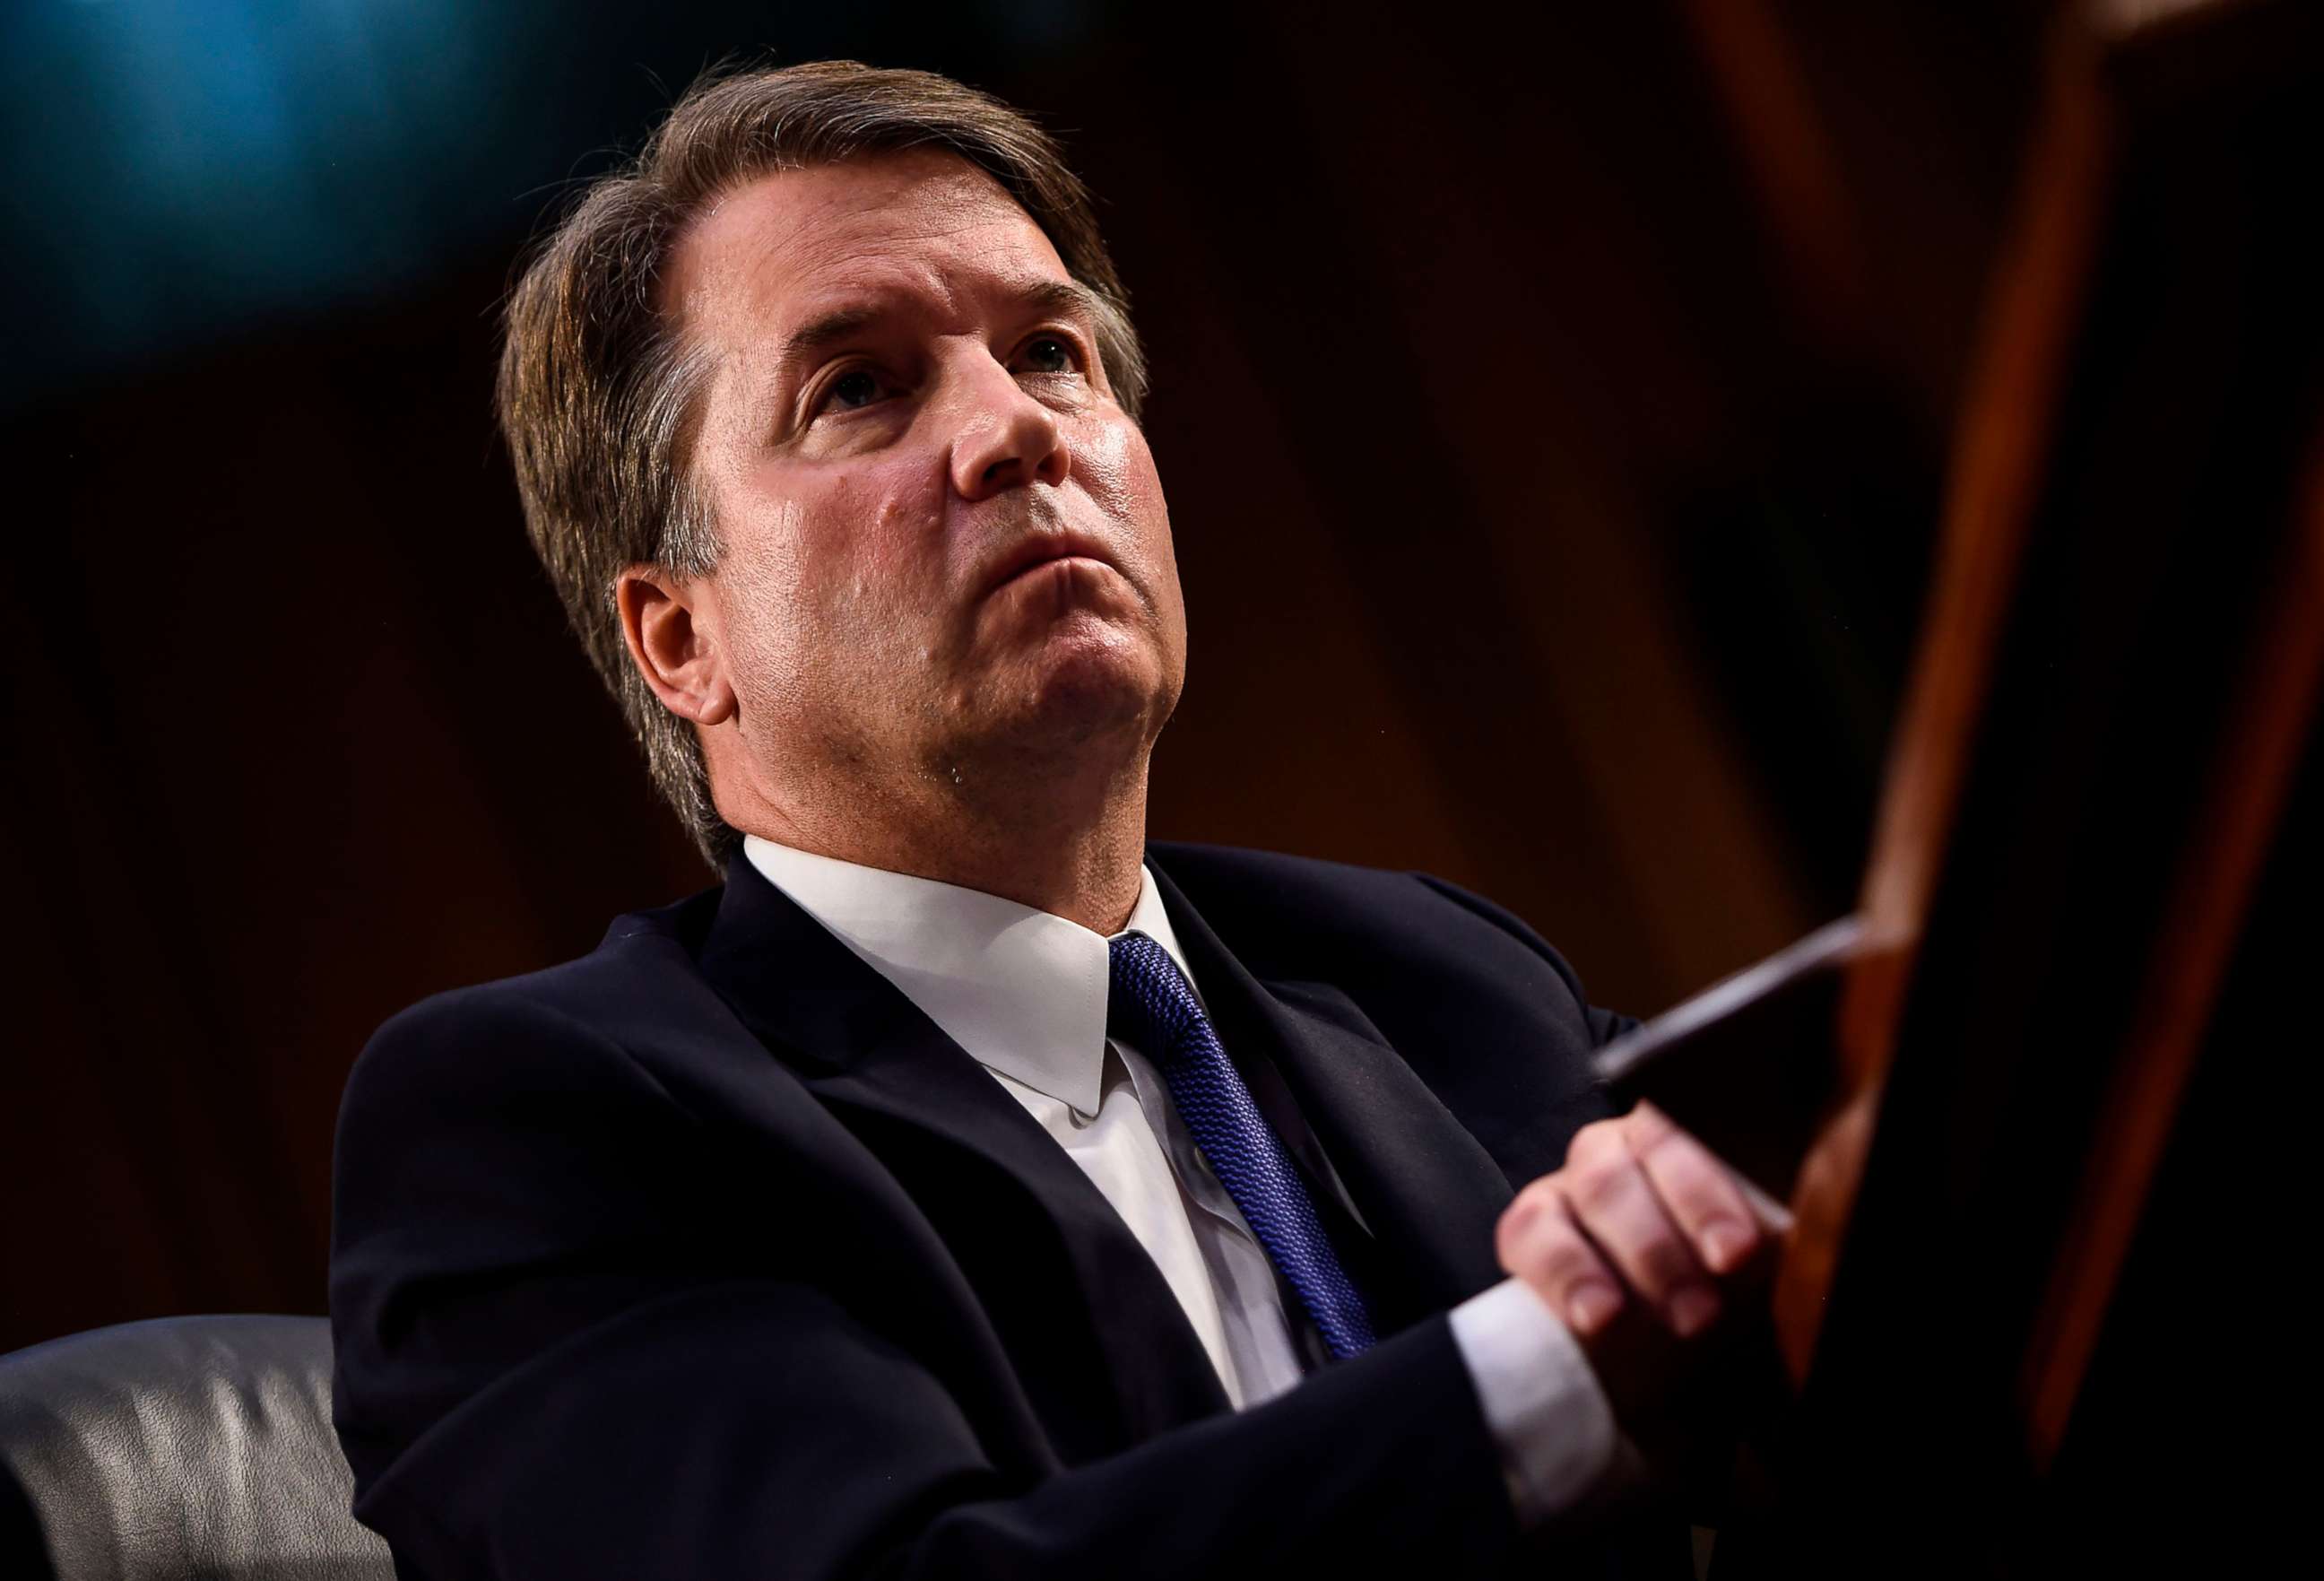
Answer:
[{"xmin": 0, "ymin": 1315, "xmax": 394, "ymax": 1580}]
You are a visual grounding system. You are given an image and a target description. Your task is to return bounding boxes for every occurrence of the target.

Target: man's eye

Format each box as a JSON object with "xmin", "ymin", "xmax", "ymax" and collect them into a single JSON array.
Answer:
[
  {"xmin": 823, "ymin": 368, "xmax": 889, "ymax": 412},
  {"xmin": 1019, "ymin": 336, "xmax": 1077, "ymax": 375}
]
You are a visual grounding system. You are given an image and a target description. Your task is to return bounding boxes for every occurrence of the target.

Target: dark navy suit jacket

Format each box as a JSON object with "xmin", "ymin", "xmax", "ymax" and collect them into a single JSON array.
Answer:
[{"xmin": 328, "ymin": 842, "xmax": 1687, "ymax": 1578}]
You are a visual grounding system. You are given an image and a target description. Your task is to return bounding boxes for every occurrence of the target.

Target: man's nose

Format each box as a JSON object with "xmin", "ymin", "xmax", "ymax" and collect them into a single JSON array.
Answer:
[{"xmin": 947, "ymin": 355, "xmax": 1070, "ymax": 501}]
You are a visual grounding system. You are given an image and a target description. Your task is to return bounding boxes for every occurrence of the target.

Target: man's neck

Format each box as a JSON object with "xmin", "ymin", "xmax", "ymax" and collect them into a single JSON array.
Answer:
[{"xmin": 732, "ymin": 755, "xmax": 1152, "ymax": 935}]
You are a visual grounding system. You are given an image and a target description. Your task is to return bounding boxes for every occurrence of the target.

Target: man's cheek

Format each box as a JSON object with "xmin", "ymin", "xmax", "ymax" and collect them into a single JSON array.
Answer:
[{"xmin": 1074, "ymin": 421, "xmax": 1154, "ymax": 523}]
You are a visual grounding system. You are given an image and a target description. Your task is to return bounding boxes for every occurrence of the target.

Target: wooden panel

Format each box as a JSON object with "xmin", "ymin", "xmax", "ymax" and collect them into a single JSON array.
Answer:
[{"xmin": 1721, "ymin": 2, "xmax": 2324, "ymax": 1568}]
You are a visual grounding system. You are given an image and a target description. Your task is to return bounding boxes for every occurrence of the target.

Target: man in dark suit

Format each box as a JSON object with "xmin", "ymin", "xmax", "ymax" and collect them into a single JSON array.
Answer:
[{"xmin": 330, "ymin": 60, "xmax": 1780, "ymax": 1578}]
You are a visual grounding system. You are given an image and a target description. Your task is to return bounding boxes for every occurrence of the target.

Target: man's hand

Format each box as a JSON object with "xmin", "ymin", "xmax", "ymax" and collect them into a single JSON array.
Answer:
[{"xmin": 1496, "ymin": 1103, "xmax": 1788, "ymax": 1456}]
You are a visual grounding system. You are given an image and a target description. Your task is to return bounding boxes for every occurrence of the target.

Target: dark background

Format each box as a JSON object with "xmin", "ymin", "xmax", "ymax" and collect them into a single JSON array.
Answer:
[{"xmin": 0, "ymin": 0, "xmax": 2048, "ymax": 1353}]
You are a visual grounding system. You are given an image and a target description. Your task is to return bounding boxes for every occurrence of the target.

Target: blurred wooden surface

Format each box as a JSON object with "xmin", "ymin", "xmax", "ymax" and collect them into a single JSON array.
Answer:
[{"xmin": 1724, "ymin": 2, "xmax": 2324, "ymax": 1569}]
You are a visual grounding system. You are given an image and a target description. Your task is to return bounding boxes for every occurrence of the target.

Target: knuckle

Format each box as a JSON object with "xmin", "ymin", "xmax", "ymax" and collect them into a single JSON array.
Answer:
[
  {"xmin": 1565, "ymin": 1158, "xmax": 1634, "ymax": 1217},
  {"xmin": 1566, "ymin": 1120, "xmax": 1624, "ymax": 1167},
  {"xmin": 1519, "ymin": 1176, "xmax": 1563, "ymax": 1213},
  {"xmin": 1623, "ymin": 1103, "xmax": 1678, "ymax": 1151},
  {"xmin": 1535, "ymin": 1236, "xmax": 1606, "ymax": 1293},
  {"xmin": 1496, "ymin": 1177, "xmax": 1565, "ymax": 1265},
  {"xmin": 1505, "ymin": 1220, "xmax": 1594, "ymax": 1287},
  {"xmin": 1657, "ymin": 1168, "xmax": 1731, "ymax": 1230},
  {"xmin": 1633, "ymin": 1116, "xmax": 1711, "ymax": 1177}
]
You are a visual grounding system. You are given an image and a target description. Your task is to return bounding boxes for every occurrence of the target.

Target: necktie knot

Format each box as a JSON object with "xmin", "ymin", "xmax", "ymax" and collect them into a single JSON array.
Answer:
[
  {"xmin": 1106, "ymin": 932, "xmax": 1204, "ymax": 1055},
  {"xmin": 1105, "ymin": 931, "xmax": 1376, "ymax": 1360}
]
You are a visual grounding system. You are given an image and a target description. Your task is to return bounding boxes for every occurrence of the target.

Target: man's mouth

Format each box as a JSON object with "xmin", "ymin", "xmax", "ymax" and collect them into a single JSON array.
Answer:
[{"xmin": 979, "ymin": 532, "xmax": 1118, "ymax": 599}]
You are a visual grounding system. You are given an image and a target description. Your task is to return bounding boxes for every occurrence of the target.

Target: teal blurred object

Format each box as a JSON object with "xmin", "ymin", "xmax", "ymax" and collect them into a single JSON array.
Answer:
[{"xmin": 0, "ymin": 0, "xmax": 1092, "ymax": 414}]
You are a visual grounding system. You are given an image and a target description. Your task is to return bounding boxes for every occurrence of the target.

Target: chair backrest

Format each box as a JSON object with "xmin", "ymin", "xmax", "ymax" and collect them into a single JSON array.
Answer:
[{"xmin": 0, "ymin": 1314, "xmax": 394, "ymax": 1581}]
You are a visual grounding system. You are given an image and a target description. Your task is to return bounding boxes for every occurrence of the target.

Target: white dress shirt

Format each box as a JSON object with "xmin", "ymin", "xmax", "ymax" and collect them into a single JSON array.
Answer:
[{"xmin": 744, "ymin": 835, "xmax": 1619, "ymax": 1525}]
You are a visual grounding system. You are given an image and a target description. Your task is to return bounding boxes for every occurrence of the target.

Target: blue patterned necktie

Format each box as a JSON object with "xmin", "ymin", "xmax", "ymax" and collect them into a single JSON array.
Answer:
[{"xmin": 1106, "ymin": 932, "xmax": 1376, "ymax": 1360}]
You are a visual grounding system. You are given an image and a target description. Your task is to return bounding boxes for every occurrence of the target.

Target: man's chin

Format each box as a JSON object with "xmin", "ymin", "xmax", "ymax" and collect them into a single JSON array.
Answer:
[
  {"xmin": 950, "ymin": 628, "xmax": 1175, "ymax": 762},
  {"xmin": 1030, "ymin": 645, "xmax": 1171, "ymax": 741}
]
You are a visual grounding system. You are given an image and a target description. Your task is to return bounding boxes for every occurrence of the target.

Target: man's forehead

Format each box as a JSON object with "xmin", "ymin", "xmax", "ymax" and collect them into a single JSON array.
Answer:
[{"xmin": 667, "ymin": 151, "xmax": 1073, "ymax": 338}]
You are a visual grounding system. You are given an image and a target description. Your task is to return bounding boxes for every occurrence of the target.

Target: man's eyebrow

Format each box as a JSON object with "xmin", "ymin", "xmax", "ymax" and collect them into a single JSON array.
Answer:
[
  {"xmin": 776, "ymin": 304, "xmax": 887, "ymax": 369},
  {"xmin": 774, "ymin": 281, "xmax": 1102, "ymax": 371},
  {"xmin": 1012, "ymin": 279, "xmax": 1104, "ymax": 326}
]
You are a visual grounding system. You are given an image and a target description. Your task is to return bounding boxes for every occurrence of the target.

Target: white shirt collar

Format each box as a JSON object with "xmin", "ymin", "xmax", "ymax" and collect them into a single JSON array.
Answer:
[{"xmin": 741, "ymin": 834, "xmax": 1199, "ymax": 1119}]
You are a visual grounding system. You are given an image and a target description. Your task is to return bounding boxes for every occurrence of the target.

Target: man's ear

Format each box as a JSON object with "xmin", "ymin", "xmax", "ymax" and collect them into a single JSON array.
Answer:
[{"xmin": 615, "ymin": 567, "xmax": 736, "ymax": 726}]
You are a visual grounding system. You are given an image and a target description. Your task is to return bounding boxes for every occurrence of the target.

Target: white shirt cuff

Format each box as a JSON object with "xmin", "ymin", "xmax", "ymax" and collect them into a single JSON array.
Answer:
[{"xmin": 1445, "ymin": 1276, "xmax": 1622, "ymax": 1527}]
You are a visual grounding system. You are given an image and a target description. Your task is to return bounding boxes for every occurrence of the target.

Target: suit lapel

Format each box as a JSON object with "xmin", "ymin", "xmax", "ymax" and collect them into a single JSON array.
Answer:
[
  {"xmin": 1146, "ymin": 856, "xmax": 1517, "ymax": 1325},
  {"xmin": 692, "ymin": 847, "xmax": 1518, "ymax": 1445},
  {"xmin": 695, "ymin": 856, "xmax": 1230, "ymax": 1460}
]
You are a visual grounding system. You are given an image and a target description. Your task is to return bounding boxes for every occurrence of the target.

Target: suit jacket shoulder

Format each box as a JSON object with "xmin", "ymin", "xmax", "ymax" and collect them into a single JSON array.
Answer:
[{"xmin": 1147, "ymin": 841, "xmax": 1633, "ymax": 1039}]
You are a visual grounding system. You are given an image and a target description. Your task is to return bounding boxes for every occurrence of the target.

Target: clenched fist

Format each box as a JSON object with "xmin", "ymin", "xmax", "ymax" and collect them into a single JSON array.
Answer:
[{"xmin": 1496, "ymin": 1102, "xmax": 1789, "ymax": 1448}]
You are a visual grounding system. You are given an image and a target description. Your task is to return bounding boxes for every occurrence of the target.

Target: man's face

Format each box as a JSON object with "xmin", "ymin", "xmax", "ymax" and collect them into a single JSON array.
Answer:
[{"xmin": 663, "ymin": 151, "xmax": 1185, "ymax": 805}]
